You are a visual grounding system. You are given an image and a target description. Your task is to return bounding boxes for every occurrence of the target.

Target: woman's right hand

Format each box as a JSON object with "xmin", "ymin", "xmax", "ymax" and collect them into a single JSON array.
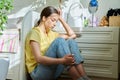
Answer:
[{"xmin": 62, "ymin": 54, "xmax": 75, "ymax": 66}]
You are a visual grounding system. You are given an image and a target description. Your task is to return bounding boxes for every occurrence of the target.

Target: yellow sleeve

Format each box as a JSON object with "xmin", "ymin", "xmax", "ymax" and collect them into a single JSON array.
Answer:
[{"xmin": 29, "ymin": 29, "xmax": 40, "ymax": 43}]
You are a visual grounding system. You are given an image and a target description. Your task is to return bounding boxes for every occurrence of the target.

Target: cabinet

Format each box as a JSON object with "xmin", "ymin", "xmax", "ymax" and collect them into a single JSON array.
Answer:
[{"xmin": 75, "ymin": 27, "xmax": 120, "ymax": 79}]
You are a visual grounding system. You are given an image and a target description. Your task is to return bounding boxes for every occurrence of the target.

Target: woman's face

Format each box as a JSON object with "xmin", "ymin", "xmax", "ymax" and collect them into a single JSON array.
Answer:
[{"xmin": 44, "ymin": 13, "xmax": 59, "ymax": 31}]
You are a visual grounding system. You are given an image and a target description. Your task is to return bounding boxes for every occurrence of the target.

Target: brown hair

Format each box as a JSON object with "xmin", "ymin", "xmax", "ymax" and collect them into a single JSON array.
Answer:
[{"xmin": 36, "ymin": 6, "xmax": 59, "ymax": 26}]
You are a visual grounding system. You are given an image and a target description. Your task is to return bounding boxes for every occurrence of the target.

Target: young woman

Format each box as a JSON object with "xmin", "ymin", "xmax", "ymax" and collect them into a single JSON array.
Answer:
[{"xmin": 25, "ymin": 6, "xmax": 91, "ymax": 80}]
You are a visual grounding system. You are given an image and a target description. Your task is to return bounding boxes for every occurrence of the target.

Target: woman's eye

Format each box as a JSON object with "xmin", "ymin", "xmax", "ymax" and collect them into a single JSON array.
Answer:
[
  {"xmin": 51, "ymin": 19, "xmax": 56, "ymax": 22},
  {"xmin": 51, "ymin": 19, "xmax": 54, "ymax": 22}
]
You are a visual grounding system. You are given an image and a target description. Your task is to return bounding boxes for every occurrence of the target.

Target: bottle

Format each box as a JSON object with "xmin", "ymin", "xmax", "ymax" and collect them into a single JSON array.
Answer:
[{"xmin": 83, "ymin": 17, "xmax": 88, "ymax": 27}]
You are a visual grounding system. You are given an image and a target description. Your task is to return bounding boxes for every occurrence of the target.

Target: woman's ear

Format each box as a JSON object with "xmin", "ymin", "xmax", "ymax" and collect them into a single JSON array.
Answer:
[{"xmin": 42, "ymin": 16, "xmax": 46, "ymax": 22}]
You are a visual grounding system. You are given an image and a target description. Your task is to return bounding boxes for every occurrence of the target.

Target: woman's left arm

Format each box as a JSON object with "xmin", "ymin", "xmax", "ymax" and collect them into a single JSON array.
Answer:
[
  {"xmin": 57, "ymin": 9, "xmax": 76, "ymax": 39},
  {"xmin": 59, "ymin": 16, "xmax": 77, "ymax": 39}
]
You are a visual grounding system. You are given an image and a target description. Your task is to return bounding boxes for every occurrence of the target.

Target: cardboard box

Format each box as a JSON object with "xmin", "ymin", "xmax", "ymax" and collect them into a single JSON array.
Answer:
[{"xmin": 109, "ymin": 16, "xmax": 120, "ymax": 27}]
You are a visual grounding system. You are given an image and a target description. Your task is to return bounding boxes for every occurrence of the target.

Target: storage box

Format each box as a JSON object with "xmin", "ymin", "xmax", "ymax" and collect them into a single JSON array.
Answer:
[{"xmin": 109, "ymin": 16, "xmax": 120, "ymax": 27}]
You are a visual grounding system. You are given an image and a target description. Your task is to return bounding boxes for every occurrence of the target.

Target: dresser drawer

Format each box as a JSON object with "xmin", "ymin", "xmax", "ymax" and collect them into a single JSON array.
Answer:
[
  {"xmin": 84, "ymin": 60, "xmax": 118, "ymax": 78},
  {"xmin": 75, "ymin": 27, "xmax": 120, "ymax": 43},
  {"xmin": 77, "ymin": 43, "xmax": 118, "ymax": 61}
]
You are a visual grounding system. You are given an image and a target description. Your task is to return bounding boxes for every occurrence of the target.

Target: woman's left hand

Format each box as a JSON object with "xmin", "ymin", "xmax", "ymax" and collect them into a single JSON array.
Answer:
[{"xmin": 57, "ymin": 8, "xmax": 62, "ymax": 19}]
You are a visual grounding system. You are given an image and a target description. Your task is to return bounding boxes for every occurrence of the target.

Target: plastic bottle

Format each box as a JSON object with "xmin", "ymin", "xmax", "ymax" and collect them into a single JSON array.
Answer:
[{"xmin": 83, "ymin": 17, "xmax": 88, "ymax": 27}]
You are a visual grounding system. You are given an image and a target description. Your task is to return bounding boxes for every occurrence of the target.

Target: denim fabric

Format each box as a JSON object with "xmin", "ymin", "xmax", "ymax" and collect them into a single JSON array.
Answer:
[
  {"xmin": 66, "ymin": 39, "xmax": 84, "ymax": 64},
  {"xmin": 30, "ymin": 37, "xmax": 84, "ymax": 80}
]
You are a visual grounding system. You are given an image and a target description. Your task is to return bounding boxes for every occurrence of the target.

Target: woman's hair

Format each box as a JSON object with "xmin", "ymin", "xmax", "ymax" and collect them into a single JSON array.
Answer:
[{"xmin": 36, "ymin": 6, "xmax": 59, "ymax": 26}]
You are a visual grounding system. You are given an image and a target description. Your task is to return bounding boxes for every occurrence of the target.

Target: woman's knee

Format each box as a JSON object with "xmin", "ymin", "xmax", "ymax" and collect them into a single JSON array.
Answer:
[
  {"xmin": 54, "ymin": 37, "xmax": 71, "ymax": 57},
  {"xmin": 67, "ymin": 38, "xmax": 74, "ymax": 42},
  {"xmin": 67, "ymin": 39, "xmax": 76, "ymax": 44},
  {"xmin": 55, "ymin": 37, "xmax": 65, "ymax": 41},
  {"xmin": 55, "ymin": 37, "xmax": 66, "ymax": 44}
]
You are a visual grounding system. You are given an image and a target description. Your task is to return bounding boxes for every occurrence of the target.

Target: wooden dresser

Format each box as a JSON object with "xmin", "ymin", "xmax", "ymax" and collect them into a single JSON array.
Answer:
[
  {"xmin": 58, "ymin": 27, "xmax": 120, "ymax": 80},
  {"xmin": 75, "ymin": 27, "xmax": 120, "ymax": 79}
]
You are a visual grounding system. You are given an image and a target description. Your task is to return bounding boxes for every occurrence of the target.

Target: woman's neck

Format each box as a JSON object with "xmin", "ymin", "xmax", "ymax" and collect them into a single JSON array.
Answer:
[{"xmin": 38, "ymin": 23, "xmax": 48, "ymax": 34}]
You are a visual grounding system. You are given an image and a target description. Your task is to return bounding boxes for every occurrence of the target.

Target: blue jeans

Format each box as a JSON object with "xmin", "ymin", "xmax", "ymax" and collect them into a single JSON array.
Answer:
[{"xmin": 30, "ymin": 37, "xmax": 84, "ymax": 80}]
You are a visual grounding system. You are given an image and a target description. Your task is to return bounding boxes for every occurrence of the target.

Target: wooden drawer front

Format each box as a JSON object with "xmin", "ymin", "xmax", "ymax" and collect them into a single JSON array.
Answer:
[
  {"xmin": 84, "ymin": 60, "xmax": 118, "ymax": 78},
  {"xmin": 75, "ymin": 27, "xmax": 119, "ymax": 43},
  {"xmin": 78, "ymin": 43, "xmax": 118, "ymax": 61}
]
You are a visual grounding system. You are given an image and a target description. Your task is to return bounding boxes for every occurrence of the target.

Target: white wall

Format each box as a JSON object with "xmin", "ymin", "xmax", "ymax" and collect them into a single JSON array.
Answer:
[
  {"xmin": 11, "ymin": 0, "xmax": 33, "ymax": 13},
  {"xmin": 11, "ymin": 0, "xmax": 59, "ymax": 14},
  {"xmin": 80, "ymin": 0, "xmax": 120, "ymax": 20},
  {"xmin": 11, "ymin": 0, "xmax": 120, "ymax": 21}
]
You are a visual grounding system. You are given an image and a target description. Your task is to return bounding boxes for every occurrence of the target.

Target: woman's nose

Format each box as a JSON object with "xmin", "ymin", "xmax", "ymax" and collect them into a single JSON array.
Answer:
[
  {"xmin": 54, "ymin": 24, "xmax": 56, "ymax": 27},
  {"xmin": 53, "ymin": 22, "xmax": 56, "ymax": 27}
]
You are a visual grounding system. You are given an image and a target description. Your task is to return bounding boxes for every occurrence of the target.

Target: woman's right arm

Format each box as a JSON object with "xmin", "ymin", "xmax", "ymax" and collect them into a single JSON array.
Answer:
[{"xmin": 30, "ymin": 40, "xmax": 75, "ymax": 65}]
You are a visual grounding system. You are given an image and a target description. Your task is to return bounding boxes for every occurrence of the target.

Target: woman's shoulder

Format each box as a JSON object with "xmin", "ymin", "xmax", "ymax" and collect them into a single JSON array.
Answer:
[
  {"xmin": 30, "ymin": 27, "xmax": 40, "ymax": 33},
  {"xmin": 26, "ymin": 27, "xmax": 40, "ymax": 36}
]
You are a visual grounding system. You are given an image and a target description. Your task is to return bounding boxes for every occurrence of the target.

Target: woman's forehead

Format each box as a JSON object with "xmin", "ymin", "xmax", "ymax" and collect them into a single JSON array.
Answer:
[
  {"xmin": 49, "ymin": 13, "xmax": 59, "ymax": 20},
  {"xmin": 50, "ymin": 13, "xmax": 59, "ymax": 17}
]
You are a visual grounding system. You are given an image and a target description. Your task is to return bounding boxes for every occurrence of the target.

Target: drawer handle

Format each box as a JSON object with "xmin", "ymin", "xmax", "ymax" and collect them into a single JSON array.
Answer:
[
  {"xmin": 76, "ymin": 34, "xmax": 81, "ymax": 38},
  {"xmin": 79, "ymin": 50, "xmax": 82, "ymax": 53}
]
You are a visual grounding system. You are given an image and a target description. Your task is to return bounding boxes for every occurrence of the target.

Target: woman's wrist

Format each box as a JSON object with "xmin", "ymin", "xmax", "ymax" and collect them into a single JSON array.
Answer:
[
  {"xmin": 58, "ymin": 58, "xmax": 65, "ymax": 65},
  {"xmin": 59, "ymin": 16, "xmax": 63, "ymax": 22}
]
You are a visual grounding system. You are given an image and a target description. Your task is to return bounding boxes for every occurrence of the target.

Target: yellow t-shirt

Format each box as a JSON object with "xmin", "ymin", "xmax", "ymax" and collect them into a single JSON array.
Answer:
[{"xmin": 25, "ymin": 27, "xmax": 59, "ymax": 73}]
